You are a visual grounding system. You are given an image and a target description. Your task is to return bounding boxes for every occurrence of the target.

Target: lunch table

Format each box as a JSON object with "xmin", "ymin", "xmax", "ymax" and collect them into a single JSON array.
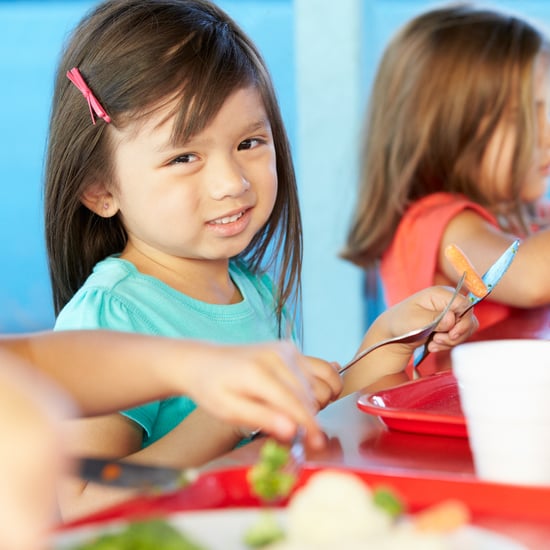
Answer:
[
  {"xmin": 204, "ymin": 307, "xmax": 550, "ymax": 549},
  {"xmin": 206, "ymin": 388, "xmax": 550, "ymax": 549},
  {"xmin": 63, "ymin": 307, "xmax": 550, "ymax": 549}
]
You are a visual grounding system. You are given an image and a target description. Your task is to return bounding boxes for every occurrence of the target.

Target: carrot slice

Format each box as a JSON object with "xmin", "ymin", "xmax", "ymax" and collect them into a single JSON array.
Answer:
[
  {"xmin": 413, "ymin": 499, "xmax": 471, "ymax": 533},
  {"xmin": 444, "ymin": 244, "xmax": 487, "ymax": 297}
]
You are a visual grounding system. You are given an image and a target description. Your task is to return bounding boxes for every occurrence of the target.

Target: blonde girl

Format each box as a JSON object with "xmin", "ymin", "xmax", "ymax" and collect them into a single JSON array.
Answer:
[
  {"xmin": 343, "ymin": 4, "xmax": 550, "ymax": 332},
  {"xmin": 44, "ymin": 0, "xmax": 476, "ymax": 518}
]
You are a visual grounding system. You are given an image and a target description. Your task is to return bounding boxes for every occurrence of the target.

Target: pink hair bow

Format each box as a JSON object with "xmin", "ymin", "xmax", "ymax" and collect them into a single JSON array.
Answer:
[{"xmin": 66, "ymin": 67, "xmax": 111, "ymax": 125}]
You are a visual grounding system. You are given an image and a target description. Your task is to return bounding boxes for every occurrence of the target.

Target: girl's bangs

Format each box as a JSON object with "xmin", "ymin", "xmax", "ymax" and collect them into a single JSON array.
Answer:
[{"xmin": 167, "ymin": 40, "xmax": 258, "ymax": 146}]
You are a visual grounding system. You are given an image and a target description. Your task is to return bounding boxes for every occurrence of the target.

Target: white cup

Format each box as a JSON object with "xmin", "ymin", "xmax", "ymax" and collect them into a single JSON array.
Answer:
[{"xmin": 451, "ymin": 339, "xmax": 550, "ymax": 486}]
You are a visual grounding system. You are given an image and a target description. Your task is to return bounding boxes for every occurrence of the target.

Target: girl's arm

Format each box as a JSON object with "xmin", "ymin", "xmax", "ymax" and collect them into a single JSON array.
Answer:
[
  {"xmin": 0, "ymin": 331, "xmax": 340, "ymax": 520},
  {"xmin": 341, "ymin": 286, "xmax": 477, "ymax": 396},
  {"xmin": 0, "ymin": 351, "xmax": 70, "ymax": 550},
  {"xmin": 58, "ymin": 407, "xmax": 243, "ymax": 521},
  {"xmin": 440, "ymin": 209, "xmax": 550, "ymax": 307}
]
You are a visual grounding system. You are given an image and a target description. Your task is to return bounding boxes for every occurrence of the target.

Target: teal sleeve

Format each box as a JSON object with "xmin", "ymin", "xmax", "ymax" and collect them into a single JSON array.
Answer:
[
  {"xmin": 54, "ymin": 287, "xmax": 160, "ymax": 334},
  {"xmin": 120, "ymin": 401, "xmax": 161, "ymax": 441}
]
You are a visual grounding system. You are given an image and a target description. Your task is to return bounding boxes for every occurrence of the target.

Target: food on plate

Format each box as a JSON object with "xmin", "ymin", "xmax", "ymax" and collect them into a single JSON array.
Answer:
[
  {"xmin": 413, "ymin": 499, "xmax": 471, "ymax": 533},
  {"xmin": 66, "ymin": 518, "xmax": 205, "ymax": 549},
  {"xmin": 247, "ymin": 439, "xmax": 297, "ymax": 502},
  {"xmin": 247, "ymin": 470, "xmax": 469, "ymax": 549},
  {"xmin": 61, "ymin": 442, "xmax": 472, "ymax": 550},
  {"xmin": 284, "ymin": 470, "xmax": 393, "ymax": 544},
  {"xmin": 444, "ymin": 244, "xmax": 487, "ymax": 297},
  {"xmin": 243, "ymin": 510, "xmax": 285, "ymax": 548},
  {"xmin": 372, "ymin": 487, "xmax": 405, "ymax": 517}
]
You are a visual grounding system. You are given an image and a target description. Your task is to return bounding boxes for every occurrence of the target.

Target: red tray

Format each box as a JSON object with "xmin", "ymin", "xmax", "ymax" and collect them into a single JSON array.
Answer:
[
  {"xmin": 356, "ymin": 371, "xmax": 467, "ymax": 437},
  {"xmin": 60, "ymin": 464, "xmax": 550, "ymax": 528}
]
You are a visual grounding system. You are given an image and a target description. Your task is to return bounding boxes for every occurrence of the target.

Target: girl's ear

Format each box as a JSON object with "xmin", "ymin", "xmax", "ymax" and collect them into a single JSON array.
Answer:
[{"xmin": 80, "ymin": 183, "xmax": 119, "ymax": 218}]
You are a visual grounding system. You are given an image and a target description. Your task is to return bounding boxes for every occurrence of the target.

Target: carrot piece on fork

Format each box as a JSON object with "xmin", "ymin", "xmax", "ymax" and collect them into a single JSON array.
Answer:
[{"xmin": 444, "ymin": 244, "xmax": 487, "ymax": 298}]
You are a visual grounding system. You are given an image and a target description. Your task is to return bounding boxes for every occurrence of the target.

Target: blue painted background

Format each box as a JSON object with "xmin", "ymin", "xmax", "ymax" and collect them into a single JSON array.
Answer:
[
  {"xmin": 2, "ymin": 1, "xmax": 550, "ymax": 362},
  {"xmin": 0, "ymin": 0, "xmax": 296, "ymax": 332}
]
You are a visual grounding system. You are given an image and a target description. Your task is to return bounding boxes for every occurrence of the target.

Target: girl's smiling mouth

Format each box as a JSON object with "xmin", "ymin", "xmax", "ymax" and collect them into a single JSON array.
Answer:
[
  {"xmin": 206, "ymin": 207, "xmax": 252, "ymax": 236},
  {"xmin": 210, "ymin": 210, "xmax": 245, "ymax": 225}
]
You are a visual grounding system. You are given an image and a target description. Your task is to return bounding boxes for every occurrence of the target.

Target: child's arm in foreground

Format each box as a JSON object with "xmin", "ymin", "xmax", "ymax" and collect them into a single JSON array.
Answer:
[
  {"xmin": 341, "ymin": 286, "xmax": 478, "ymax": 396},
  {"xmin": 2, "ymin": 331, "xmax": 340, "ymax": 520},
  {"xmin": 59, "ymin": 361, "xmax": 341, "ymax": 521},
  {"xmin": 0, "ymin": 350, "xmax": 72, "ymax": 550},
  {"xmin": 1, "ymin": 331, "xmax": 341, "ymax": 445}
]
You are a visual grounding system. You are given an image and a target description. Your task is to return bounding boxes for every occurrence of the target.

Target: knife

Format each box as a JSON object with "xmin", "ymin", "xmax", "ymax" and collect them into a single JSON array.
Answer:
[
  {"xmin": 412, "ymin": 239, "xmax": 520, "ymax": 369},
  {"xmin": 80, "ymin": 457, "xmax": 200, "ymax": 492},
  {"xmin": 462, "ymin": 238, "xmax": 520, "ymax": 311}
]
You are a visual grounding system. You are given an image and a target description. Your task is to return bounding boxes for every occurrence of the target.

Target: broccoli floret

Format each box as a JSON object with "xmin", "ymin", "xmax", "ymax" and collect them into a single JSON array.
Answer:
[
  {"xmin": 243, "ymin": 510, "xmax": 285, "ymax": 548},
  {"xmin": 247, "ymin": 440, "xmax": 297, "ymax": 501},
  {"xmin": 69, "ymin": 518, "xmax": 205, "ymax": 550}
]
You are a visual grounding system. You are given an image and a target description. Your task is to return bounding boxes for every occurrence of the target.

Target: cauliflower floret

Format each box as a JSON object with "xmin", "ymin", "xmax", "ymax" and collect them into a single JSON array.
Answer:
[{"xmin": 285, "ymin": 470, "xmax": 393, "ymax": 545}]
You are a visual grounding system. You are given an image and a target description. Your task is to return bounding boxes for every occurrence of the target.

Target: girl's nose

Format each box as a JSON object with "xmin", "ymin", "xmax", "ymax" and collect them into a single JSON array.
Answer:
[{"xmin": 208, "ymin": 158, "xmax": 250, "ymax": 200}]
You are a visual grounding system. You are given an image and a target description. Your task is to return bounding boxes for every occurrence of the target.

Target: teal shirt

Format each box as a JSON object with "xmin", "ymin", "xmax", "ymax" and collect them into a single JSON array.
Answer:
[{"xmin": 54, "ymin": 256, "xmax": 286, "ymax": 446}]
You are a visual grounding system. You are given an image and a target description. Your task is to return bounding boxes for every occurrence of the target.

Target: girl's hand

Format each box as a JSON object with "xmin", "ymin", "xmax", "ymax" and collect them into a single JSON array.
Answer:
[
  {"xmin": 385, "ymin": 285, "xmax": 478, "ymax": 355},
  {"xmin": 179, "ymin": 340, "xmax": 341, "ymax": 450},
  {"xmin": 341, "ymin": 286, "xmax": 478, "ymax": 396},
  {"xmin": 302, "ymin": 355, "xmax": 344, "ymax": 411}
]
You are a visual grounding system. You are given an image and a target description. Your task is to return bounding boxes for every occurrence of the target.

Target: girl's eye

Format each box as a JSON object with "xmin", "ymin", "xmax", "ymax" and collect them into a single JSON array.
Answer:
[
  {"xmin": 238, "ymin": 138, "xmax": 264, "ymax": 151},
  {"xmin": 170, "ymin": 153, "xmax": 198, "ymax": 165}
]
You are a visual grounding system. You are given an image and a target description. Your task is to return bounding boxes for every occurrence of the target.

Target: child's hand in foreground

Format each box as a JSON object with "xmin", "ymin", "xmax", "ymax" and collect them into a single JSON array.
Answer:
[{"xmin": 179, "ymin": 340, "xmax": 341, "ymax": 450}]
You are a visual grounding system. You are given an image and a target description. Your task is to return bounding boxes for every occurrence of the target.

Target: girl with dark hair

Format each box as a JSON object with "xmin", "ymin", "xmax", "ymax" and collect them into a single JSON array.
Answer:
[{"xmin": 44, "ymin": 0, "xmax": 476, "ymax": 518}]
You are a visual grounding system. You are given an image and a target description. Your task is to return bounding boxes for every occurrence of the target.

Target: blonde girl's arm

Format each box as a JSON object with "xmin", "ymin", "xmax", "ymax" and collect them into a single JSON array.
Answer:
[
  {"xmin": 340, "ymin": 286, "xmax": 477, "ymax": 396},
  {"xmin": 440, "ymin": 209, "xmax": 550, "ymax": 307}
]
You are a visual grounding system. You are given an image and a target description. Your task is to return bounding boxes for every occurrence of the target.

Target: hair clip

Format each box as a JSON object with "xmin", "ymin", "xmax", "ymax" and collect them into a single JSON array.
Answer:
[{"xmin": 66, "ymin": 67, "xmax": 111, "ymax": 125}]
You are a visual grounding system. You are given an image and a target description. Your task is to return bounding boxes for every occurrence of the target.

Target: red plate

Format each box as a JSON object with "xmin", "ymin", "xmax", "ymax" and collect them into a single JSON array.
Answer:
[{"xmin": 356, "ymin": 371, "xmax": 467, "ymax": 437}]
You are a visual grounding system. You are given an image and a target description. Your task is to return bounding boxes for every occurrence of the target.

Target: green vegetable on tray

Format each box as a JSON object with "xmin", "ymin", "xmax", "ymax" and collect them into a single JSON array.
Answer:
[
  {"xmin": 68, "ymin": 518, "xmax": 206, "ymax": 550},
  {"xmin": 243, "ymin": 510, "xmax": 285, "ymax": 548},
  {"xmin": 373, "ymin": 486, "xmax": 405, "ymax": 518},
  {"xmin": 247, "ymin": 439, "xmax": 297, "ymax": 502}
]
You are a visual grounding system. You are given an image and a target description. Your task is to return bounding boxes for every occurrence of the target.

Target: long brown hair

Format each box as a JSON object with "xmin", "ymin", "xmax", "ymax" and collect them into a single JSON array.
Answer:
[
  {"xmin": 342, "ymin": 4, "xmax": 547, "ymax": 268},
  {"xmin": 44, "ymin": 0, "xmax": 302, "ymax": 329}
]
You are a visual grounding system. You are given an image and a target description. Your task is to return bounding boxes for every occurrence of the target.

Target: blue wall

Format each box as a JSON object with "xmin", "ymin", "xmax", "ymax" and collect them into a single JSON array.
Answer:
[
  {"xmin": 0, "ymin": 0, "xmax": 296, "ymax": 333},
  {"xmin": 2, "ymin": 0, "xmax": 550, "ymax": 362}
]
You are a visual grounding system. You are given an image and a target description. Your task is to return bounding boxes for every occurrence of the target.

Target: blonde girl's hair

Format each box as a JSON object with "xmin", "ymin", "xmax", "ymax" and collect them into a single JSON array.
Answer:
[
  {"xmin": 342, "ymin": 4, "xmax": 548, "ymax": 269},
  {"xmin": 44, "ymin": 0, "xmax": 302, "ymax": 330}
]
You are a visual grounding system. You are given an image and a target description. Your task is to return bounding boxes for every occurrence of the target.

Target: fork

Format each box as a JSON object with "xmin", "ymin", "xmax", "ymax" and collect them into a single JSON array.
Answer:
[
  {"xmin": 339, "ymin": 273, "xmax": 465, "ymax": 376},
  {"xmin": 286, "ymin": 426, "xmax": 306, "ymax": 476},
  {"xmin": 410, "ymin": 287, "xmax": 483, "ymax": 377}
]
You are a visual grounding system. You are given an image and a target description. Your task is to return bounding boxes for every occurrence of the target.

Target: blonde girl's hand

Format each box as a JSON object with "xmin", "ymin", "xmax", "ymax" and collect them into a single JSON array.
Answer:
[{"xmin": 178, "ymin": 340, "xmax": 340, "ymax": 450}]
